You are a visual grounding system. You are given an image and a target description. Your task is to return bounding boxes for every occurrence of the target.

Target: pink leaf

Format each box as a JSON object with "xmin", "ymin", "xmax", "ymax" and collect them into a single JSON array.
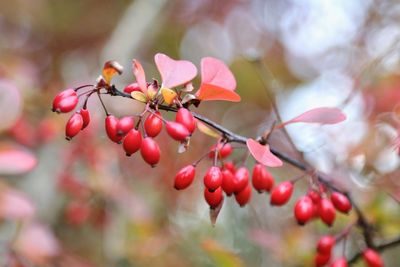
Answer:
[
  {"xmin": 196, "ymin": 57, "xmax": 239, "ymax": 102},
  {"xmin": 0, "ymin": 80, "xmax": 22, "ymax": 132},
  {"xmin": 246, "ymin": 139, "xmax": 282, "ymax": 167},
  {"xmin": 283, "ymin": 107, "xmax": 346, "ymax": 126},
  {"xmin": 132, "ymin": 59, "xmax": 147, "ymax": 93},
  {"xmin": 200, "ymin": 57, "xmax": 236, "ymax": 91},
  {"xmin": 154, "ymin": 53, "xmax": 197, "ymax": 88},
  {"xmin": 0, "ymin": 147, "xmax": 37, "ymax": 175},
  {"xmin": 0, "ymin": 189, "xmax": 35, "ymax": 220},
  {"xmin": 15, "ymin": 223, "xmax": 60, "ymax": 265}
]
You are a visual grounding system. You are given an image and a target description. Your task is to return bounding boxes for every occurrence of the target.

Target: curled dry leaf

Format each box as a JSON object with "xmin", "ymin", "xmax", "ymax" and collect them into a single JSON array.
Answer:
[
  {"xmin": 246, "ymin": 139, "xmax": 282, "ymax": 167},
  {"xmin": 210, "ymin": 197, "xmax": 224, "ymax": 226},
  {"xmin": 154, "ymin": 53, "xmax": 197, "ymax": 88},
  {"xmin": 0, "ymin": 146, "xmax": 37, "ymax": 175},
  {"xmin": 102, "ymin": 61, "xmax": 123, "ymax": 84},
  {"xmin": 161, "ymin": 87, "xmax": 177, "ymax": 105},
  {"xmin": 280, "ymin": 107, "xmax": 346, "ymax": 127}
]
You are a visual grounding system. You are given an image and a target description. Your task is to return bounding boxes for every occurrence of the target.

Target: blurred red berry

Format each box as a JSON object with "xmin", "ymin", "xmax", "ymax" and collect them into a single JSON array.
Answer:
[
  {"xmin": 144, "ymin": 112, "xmax": 163, "ymax": 137},
  {"xmin": 140, "ymin": 137, "xmax": 160, "ymax": 166},
  {"xmin": 176, "ymin": 108, "xmax": 196, "ymax": 134},
  {"xmin": 174, "ymin": 165, "xmax": 196, "ymax": 190},
  {"xmin": 270, "ymin": 181, "xmax": 294, "ymax": 206},
  {"xmin": 252, "ymin": 164, "xmax": 274, "ymax": 193},
  {"xmin": 65, "ymin": 112, "xmax": 83, "ymax": 140}
]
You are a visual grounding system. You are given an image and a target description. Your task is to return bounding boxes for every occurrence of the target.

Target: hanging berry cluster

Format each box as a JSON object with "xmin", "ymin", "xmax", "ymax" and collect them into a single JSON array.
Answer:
[{"xmin": 51, "ymin": 53, "xmax": 386, "ymax": 266}]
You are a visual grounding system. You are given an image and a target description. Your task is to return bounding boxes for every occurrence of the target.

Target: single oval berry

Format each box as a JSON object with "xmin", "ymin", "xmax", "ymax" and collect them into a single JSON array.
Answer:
[
  {"xmin": 52, "ymin": 89, "xmax": 77, "ymax": 113},
  {"xmin": 65, "ymin": 112, "xmax": 83, "ymax": 140},
  {"xmin": 308, "ymin": 190, "xmax": 321, "ymax": 204},
  {"xmin": 209, "ymin": 143, "xmax": 233, "ymax": 159},
  {"xmin": 117, "ymin": 116, "xmax": 134, "ymax": 136},
  {"xmin": 204, "ymin": 187, "xmax": 223, "ymax": 209},
  {"xmin": 331, "ymin": 257, "xmax": 348, "ymax": 267},
  {"xmin": 55, "ymin": 94, "xmax": 79, "ymax": 113},
  {"xmin": 140, "ymin": 137, "xmax": 160, "ymax": 166},
  {"xmin": 204, "ymin": 166, "xmax": 223, "ymax": 191},
  {"xmin": 330, "ymin": 192, "xmax": 352, "ymax": 214},
  {"xmin": 105, "ymin": 115, "xmax": 123, "ymax": 143},
  {"xmin": 174, "ymin": 165, "xmax": 196, "ymax": 190},
  {"xmin": 221, "ymin": 169, "xmax": 235, "ymax": 196},
  {"xmin": 317, "ymin": 235, "xmax": 336, "ymax": 255},
  {"xmin": 175, "ymin": 108, "xmax": 196, "ymax": 133},
  {"xmin": 144, "ymin": 112, "xmax": 163, "ymax": 137},
  {"xmin": 123, "ymin": 129, "xmax": 142, "ymax": 156},
  {"xmin": 294, "ymin": 195, "xmax": 314, "ymax": 225},
  {"xmin": 123, "ymin": 82, "xmax": 142, "ymax": 93},
  {"xmin": 79, "ymin": 108, "xmax": 90, "ymax": 129},
  {"xmin": 166, "ymin": 121, "xmax": 190, "ymax": 141},
  {"xmin": 233, "ymin": 167, "xmax": 249, "ymax": 193},
  {"xmin": 363, "ymin": 249, "xmax": 384, "ymax": 267},
  {"xmin": 270, "ymin": 181, "xmax": 294, "ymax": 206},
  {"xmin": 319, "ymin": 198, "xmax": 336, "ymax": 227},
  {"xmin": 315, "ymin": 253, "xmax": 331, "ymax": 267},
  {"xmin": 252, "ymin": 164, "xmax": 274, "ymax": 193},
  {"xmin": 235, "ymin": 184, "xmax": 252, "ymax": 207}
]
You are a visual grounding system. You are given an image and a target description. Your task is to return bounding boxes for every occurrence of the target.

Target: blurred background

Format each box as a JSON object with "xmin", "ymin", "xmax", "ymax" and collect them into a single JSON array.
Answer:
[{"xmin": 1, "ymin": 0, "xmax": 400, "ymax": 266}]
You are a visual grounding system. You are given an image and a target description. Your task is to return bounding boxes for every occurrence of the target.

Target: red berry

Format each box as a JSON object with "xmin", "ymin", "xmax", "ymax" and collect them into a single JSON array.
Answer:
[
  {"xmin": 233, "ymin": 167, "xmax": 249, "ymax": 193},
  {"xmin": 52, "ymin": 89, "xmax": 78, "ymax": 113},
  {"xmin": 123, "ymin": 82, "xmax": 142, "ymax": 93},
  {"xmin": 317, "ymin": 235, "xmax": 336, "ymax": 255},
  {"xmin": 252, "ymin": 164, "xmax": 274, "ymax": 193},
  {"xmin": 209, "ymin": 143, "xmax": 233, "ymax": 159},
  {"xmin": 174, "ymin": 165, "xmax": 196, "ymax": 190},
  {"xmin": 363, "ymin": 249, "xmax": 384, "ymax": 267},
  {"xmin": 79, "ymin": 108, "xmax": 90, "ymax": 129},
  {"xmin": 235, "ymin": 184, "xmax": 252, "ymax": 207},
  {"xmin": 204, "ymin": 187, "xmax": 223, "ymax": 209},
  {"xmin": 330, "ymin": 257, "xmax": 348, "ymax": 267},
  {"xmin": 315, "ymin": 253, "xmax": 331, "ymax": 267},
  {"xmin": 223, "ymin": 161, "xmax": 236, "ymax": 173},
  {"xmin": 176, "ymin": 108, "xmax": 196, "ymax": 133},
  {"xmin": 122, "ymin": 129, "xmax": 142, "ymax": 156},
  {"xmin": 144, "ymin": 112, "xmax": 163, "ymax": 137},
  {"xmin": 221, "ymin": 169, "xmax": 235, "ymax": 196},
  {"xmin": 65, "ymin": 112, "xmax": 83, "ymax": 140},
  {"xmin": 308, "ymin": 190, "xmax": 321, "ymax": 204},
  {"xmin": 330, "ymin": 192, "xmax": 352, "ymax": 214},
  {"xmin": 65, "ymin": 200, "xmax": 91, "ymax": 225},
  {"xmin": 294, "ymin": 195, "xmax": 314, "ymax": 225},
  {"xmin": 319, "ymin": 198, "xmax": 336, "ymax": 227},
  {"xmin": 117, "ymin": 116, "xmax": 134, "ymax": 136},
  {"xmin": 166, "ymin": 121, "xmax": 190, "ymax": 141},
  {"xmin": 204, "ymin": 166, "xmax": 223, "ymax": 191},
  {"xmin": 140, "ymin": 137, "xmax": 160, "ymax": 166},
  {"xmin": 105, "ymin": 115, "xmax": 123, "ymax": 143},
  {"xmin": 270, "ymin": 181, "xmax": 294, "ymax": 206}
]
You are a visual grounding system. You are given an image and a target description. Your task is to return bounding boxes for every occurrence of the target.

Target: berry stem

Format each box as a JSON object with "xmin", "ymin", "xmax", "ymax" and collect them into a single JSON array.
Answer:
[{"xmin": 97, "ymin": 92, "xmax": 109, "ymax": 116}]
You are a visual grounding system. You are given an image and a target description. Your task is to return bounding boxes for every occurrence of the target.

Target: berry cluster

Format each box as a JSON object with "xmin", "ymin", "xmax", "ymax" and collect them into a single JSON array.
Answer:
[{"xmin": 51, "ymin": 54, "xmax": 387, "ymax": 266}]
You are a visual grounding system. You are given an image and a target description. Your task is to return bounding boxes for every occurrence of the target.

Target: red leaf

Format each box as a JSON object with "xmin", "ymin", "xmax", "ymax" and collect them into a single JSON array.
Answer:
[
  {"xmin": 200, "ymin": 57, "xmax": 236, "ymax": 91},
  {"xmin": 154, "ymin": 53, "xmax": 197, "ymax": 88},
  {"xmin": 196, "ymin": 84, "xmax": 241, "ymax": 102},
  {"xmin": 282, "ymin": 107, "xmax": 346, "ymax": 126},
  {"xmin": 0, "ymin": 147, "xmax": 37, "ymax": 175},
  {"xmin": 0, "ymin": 189, "xmax": 35, "ymax": 220},
  {"xmin": 132, "ymin": 59, "xmax": 147, "ymax": 93},
  {"xmin": 246, "ymin": 139, "xmax": 282, "ymax": 167},
  {"xmin": 196, "ymin": 57, "xmax": 240, "ymax": 102}
]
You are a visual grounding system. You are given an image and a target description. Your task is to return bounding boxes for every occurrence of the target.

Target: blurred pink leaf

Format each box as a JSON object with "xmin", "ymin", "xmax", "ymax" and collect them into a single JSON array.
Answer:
[
  {"xmin": 154, "ymin": 53, "xmax": 197, "ymax": 88},
  {"xmin": 0, "ymin": 189, "xmax": 35, "ymax": 220},
  {"xmin": 246, "ymin": 139, "xmax": 282, "ymax": 167},
  {"xmin": 281, "ymin": 107, "xmax": 346, "ymax": 127},
  {"xmin": 0, "ymin": 80, "xmax": 22, "ymax": 132},
  {"xmin": 196, "ymin": 57, "xmax": 240, "ymax": 102},
  {"xmin": 0, "ymin": 147, "xmax": 37, "ymax": 175},
  {"xmin": 15, "ymin": 223, "xmax": 60, "ymax": 265},
  {"xmin": 132, "ymin": 59, "xmax": 147, "ymax": 93}
]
